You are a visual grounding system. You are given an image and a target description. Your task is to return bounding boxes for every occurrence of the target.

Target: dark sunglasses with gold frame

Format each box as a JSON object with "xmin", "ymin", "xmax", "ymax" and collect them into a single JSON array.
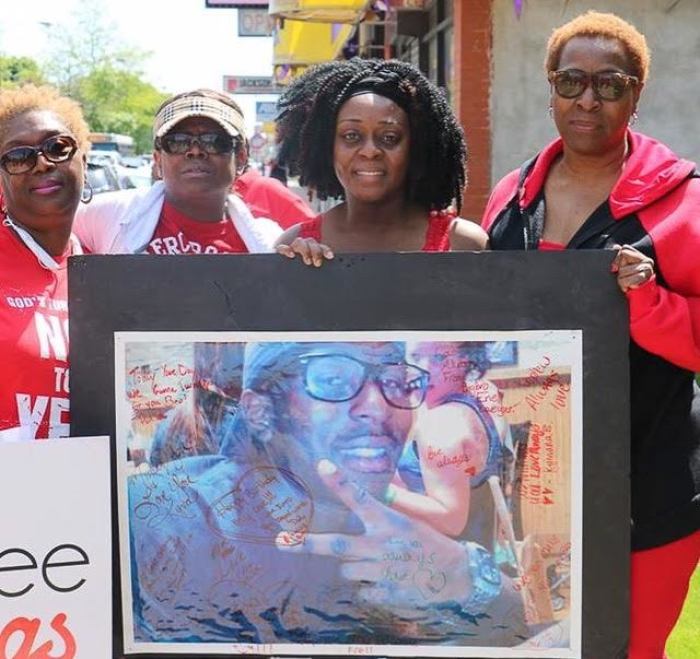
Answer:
[
  {"xmin": 0, "ymin": 134, "xmax": 78, "ymax": 175},
  {"xmin": 548, "ymin": 69, "xmax": 639, "ymax": 102}
]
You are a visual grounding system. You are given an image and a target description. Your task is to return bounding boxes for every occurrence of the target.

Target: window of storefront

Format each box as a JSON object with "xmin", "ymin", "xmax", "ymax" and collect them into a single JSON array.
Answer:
[
  {"xmin": 425, "ymin": 0, "xmax": 453, "ymax": 103},
  {"xmin": 392, "ymin": 1, "xmax": 454, "ymax": 105}
]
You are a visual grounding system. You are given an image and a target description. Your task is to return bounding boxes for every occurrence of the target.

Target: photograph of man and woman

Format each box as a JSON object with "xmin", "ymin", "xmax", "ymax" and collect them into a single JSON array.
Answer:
[{"xmin": 116, "ymin": 330, "xmax": 581, "ymax": 656}]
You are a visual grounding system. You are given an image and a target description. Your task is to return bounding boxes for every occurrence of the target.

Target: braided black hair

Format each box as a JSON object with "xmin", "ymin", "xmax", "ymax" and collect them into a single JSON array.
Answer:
[{"xmin": 276, "ymin": 58, "xmax": 467, "ymax": 212}]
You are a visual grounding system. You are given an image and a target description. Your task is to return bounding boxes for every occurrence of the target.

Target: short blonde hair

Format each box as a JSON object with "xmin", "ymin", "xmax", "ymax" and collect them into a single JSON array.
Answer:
[
  {"xmin": 545, "ymin": 11, "xmax": 650, "ymax": 83},
  {"xmin": 0, "ymin": 85, "xmax": 90, "ymax": 152}
]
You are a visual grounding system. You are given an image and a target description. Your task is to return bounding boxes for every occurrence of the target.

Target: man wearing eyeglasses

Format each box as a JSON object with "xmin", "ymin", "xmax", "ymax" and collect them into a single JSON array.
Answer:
[
  {"xmin": 126, "ymin": 340, "xmax": 527, "ymax": 649},
  {"xmin": 73, "ymin": 89, "xmax": 282, "ymax": 254}
]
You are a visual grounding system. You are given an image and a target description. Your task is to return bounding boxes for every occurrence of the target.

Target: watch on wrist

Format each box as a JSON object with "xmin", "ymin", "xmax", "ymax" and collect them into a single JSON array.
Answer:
[{"xmin": 460, "ymin": 541, "xmax": 502, "ymax": 613}]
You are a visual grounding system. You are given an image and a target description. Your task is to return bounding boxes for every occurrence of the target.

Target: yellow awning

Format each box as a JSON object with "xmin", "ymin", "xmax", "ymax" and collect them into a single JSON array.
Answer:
[
  {"xmin": 273, "ymin": 64, "xmax": 309, "ymax": 86},
  {"xmin": 273, "ymin": 19, "xmax": 355, "ymax": 65},
  {"xmin": 269, "ymin": 0, "xmax": 371, "ymax": 23}
]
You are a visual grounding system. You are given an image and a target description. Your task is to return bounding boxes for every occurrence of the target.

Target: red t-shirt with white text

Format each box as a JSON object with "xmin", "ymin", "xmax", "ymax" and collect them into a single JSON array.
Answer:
[
  {"xmin": 0, "ymin": 225, "xmax": 71, "ymax": 439},
  {"xmin": 146, "ymin": 200, "xmax": 248, "ymax": 254}
]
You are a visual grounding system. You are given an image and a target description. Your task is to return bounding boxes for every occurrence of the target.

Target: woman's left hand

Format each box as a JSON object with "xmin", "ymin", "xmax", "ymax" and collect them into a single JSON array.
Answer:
[
  {"xmin": 276, "ymin": 237, "xmax": 334, "ymax": 267},
  {"xmin": 611, "ymin": 244, "xmax": 655, "ymax": 293}
]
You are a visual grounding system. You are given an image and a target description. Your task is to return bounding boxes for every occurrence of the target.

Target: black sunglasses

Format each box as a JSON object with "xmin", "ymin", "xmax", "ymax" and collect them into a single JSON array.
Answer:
[
  {"xmin": 0, "ymin": 135, "xmax": 78, "ymax": 175},
  {"xmin": 299, "ymin": 353, "xmax": 429, "ymax": 410},
  {"xmin": 156, "ymin": 132, "xmax": 235, "ymax": 156},
  {"xmin": 548, "ymin": 69, "xmax": 639, "ymax": 102}
]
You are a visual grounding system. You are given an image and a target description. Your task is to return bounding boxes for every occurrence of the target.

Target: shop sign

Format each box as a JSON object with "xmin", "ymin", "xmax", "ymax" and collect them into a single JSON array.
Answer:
[
  {"xmin": 223, "ymin": 76, "xmax": 279, "ymax": 94},
  {"xmin": 238, "ymin": 7, "xmax": 276, "ymax": 35}
]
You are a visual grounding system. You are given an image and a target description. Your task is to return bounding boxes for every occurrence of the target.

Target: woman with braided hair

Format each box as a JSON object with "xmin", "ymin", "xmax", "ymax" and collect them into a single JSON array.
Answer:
[{"xmin": 275, "ymin": 58, "xmax": 488, "ymax": 265}]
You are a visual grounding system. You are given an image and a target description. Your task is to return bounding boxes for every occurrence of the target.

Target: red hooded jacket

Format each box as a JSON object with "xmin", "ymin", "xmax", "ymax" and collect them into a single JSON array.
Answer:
[{"xmin": 483, "ymin": 131, "xmax": 700, "ymax": 550}]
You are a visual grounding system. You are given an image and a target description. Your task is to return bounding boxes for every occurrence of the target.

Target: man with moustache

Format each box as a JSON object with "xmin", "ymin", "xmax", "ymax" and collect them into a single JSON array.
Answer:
[{"xmin": 126, "ymin": 341, "xmax": 527, "ymax": 648}]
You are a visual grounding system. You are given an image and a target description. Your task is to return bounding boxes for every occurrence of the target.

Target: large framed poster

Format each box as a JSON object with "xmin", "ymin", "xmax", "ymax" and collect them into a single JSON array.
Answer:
[{"xmin": 69, "ymin": 252, "xmax": 630, "ymax": 659}]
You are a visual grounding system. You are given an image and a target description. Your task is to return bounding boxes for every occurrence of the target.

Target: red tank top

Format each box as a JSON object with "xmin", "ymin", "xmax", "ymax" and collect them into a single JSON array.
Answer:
[
  {"xmin": 538, "ymin": 239, "xmax": 566, "ymax": 251},
  {"xmin": 297, "ymin": 214, "xmax": 452, "ymax": 252}
]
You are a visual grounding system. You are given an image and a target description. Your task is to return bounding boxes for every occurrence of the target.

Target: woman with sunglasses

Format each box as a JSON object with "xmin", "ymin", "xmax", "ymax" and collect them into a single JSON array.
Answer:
[
  {"xmin": 0, "ymin": 84, "xmax": 90, "ymax": 440},
  {"xmin": 274, "ymin": 58, "xmax": 488, "ymax": 266},
  {"xmin": 482, "ymin": 12, "xmax": 700, "ymax": 658},
  {"xmin": 73, "ymin": 89, "xmax": 281, "ymax": 254}
]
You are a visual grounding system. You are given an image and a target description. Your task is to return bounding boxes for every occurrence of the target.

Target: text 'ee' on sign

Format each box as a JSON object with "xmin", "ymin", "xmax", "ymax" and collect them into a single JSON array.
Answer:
[{"xmin": 223, "ymin": 76, "xmax": 279, "ymax": 95}]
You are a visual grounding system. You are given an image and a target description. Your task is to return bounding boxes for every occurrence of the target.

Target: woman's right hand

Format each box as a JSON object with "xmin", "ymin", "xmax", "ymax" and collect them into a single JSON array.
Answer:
[
  {"xmin": 610, "ymin": 244, "xmax": 655, "ymax": 293},
  {"xmin": 276, "ymin": 237, "xmax": 334, "ymax": 267}
]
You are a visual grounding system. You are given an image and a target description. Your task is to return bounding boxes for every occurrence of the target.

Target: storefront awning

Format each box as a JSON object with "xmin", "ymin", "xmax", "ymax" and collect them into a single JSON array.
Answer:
[
  {"xmin": 273, "ymin": 64, "xmax": 309, "ymax": 86},
  {"xmin": 269, "ymin": 0, "xmax": 371, "ymax": 23},
  {"xmin": 389, "ymin": 0, "xmax": 426, "ymax": 7},
  {"xmin": 273, "ymin": 19, "xmax": 355, "ymax": 65}
]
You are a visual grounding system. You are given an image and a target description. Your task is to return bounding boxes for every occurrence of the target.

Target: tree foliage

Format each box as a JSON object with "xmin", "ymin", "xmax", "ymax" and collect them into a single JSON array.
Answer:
[
  {"xmin": 41, "ymin": 0, "xmax": 167, "ymax": 153},
  {"xmin": 43, "ymin": 0, "xmax": 146, "ymax": 97},
  {"xmin": 0, "ymin": 55, "xmax": 45, "ymax": 88},
  {"xmin": 78, "ymin": 65, "xmax": 168, "ymax": 153}
]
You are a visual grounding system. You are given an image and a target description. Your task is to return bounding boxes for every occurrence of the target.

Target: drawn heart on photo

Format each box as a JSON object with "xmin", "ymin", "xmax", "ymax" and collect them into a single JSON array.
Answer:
[{"xmin": 412, "ymin": 567, "xmax": 446, "ymax": 599}]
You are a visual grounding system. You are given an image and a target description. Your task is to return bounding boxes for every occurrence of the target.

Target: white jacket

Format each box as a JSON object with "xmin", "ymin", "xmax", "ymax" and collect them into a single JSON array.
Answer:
[{"xmin": 73, "ymin": 181, "xmax": 282, "ymax": 254}]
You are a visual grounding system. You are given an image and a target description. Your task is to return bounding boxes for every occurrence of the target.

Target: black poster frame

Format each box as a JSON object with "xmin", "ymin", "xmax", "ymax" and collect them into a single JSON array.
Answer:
[{"xmin": 69, "ymin": 251, "xmax": 630, "ymax": 659}]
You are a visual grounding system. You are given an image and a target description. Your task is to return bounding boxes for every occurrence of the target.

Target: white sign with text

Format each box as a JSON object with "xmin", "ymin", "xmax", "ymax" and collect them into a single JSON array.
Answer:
[{"xmin": 0, "ymin": 436, "xmax": 111, "ymax": 659}]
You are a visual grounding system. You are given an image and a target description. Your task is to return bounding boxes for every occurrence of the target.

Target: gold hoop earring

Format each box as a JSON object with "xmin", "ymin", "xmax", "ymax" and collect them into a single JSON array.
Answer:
[{"xmin": 81, "ymin": 179, "xmax": 93, "ymax": 204}]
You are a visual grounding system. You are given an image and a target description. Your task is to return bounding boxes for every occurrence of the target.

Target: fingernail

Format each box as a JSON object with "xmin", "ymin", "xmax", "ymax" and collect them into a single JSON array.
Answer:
[
  {"xmin": 275, "ymin": 532, "xmax": 299, "ymax": 549},
  {"xmin": 318, "ymin": 459, "xmax": 337, "ymax": 476}
]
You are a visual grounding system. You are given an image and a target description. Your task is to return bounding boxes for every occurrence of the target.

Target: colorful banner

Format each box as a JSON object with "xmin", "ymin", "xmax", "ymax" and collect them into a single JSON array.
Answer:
[
  {"xmin": 273, "ymin": 18, "xmax": 355, "ymax": 65},
  {"xmin": 0, "ymin": 437, "xmax": 111, "ymax": 659},
  {"xmin": 270, "ymin": 0, "xmax": 370, "ymax": 23}
]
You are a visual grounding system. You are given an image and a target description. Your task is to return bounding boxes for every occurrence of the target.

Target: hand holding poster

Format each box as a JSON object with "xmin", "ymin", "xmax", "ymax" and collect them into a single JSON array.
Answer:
[{"xmin": 0, "ymin": 437, "xmax": 111, "ymax": 659}]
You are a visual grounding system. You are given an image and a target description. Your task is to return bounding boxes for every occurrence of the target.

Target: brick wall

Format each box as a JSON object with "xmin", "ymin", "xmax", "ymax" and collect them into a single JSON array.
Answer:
[{"xmin": 453, "ymin": 0, "xmax": 493, "ymax": 221}]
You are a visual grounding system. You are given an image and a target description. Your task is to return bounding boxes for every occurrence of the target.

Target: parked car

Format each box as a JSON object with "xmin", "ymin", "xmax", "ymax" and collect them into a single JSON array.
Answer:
[
  {"xmin": 86, "ymin": 161, "xmax": 121, "ymax": 195},
  {"xmin": 122, "ymin": 155, "xmax": 149, "ymax": 169},
  {"xmin": 121, "ymin": 165, "xmax": 153, "ymax": 189}
]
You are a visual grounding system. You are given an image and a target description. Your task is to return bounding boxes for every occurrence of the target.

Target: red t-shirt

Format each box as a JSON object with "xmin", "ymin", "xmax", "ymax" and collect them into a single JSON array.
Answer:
[
  {"xmin": 146, "ymin": 200, "xmax": 248, "ymax": 254},
  {"xmin": 233, "ymin": 169, "xmax": 315, "ymax": 230},
  {"xmin": 297, "ymin": 213, "xmax": 453, "ymax": 252},
  {"xmin": 0, "ymin": 225, "xmax": 71, "ymax": 439}
]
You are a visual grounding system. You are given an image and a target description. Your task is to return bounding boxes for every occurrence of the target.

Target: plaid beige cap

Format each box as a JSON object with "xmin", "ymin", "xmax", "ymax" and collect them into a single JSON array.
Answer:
[{"xmin": 153, "ymin": 90, "xmax": 246, "ymax": 139}]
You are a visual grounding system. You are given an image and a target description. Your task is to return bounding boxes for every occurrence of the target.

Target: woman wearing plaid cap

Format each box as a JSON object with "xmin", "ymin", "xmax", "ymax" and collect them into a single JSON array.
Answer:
[{"xmin": 73, "ymin": 89, "xmax": 282, "ymax": 254}]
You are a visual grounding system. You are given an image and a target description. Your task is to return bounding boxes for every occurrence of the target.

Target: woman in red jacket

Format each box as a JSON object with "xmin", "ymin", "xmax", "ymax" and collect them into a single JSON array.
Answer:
[{"xmin": 482, "ymin": 12, "xmax": 700, "ymax": 658}]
